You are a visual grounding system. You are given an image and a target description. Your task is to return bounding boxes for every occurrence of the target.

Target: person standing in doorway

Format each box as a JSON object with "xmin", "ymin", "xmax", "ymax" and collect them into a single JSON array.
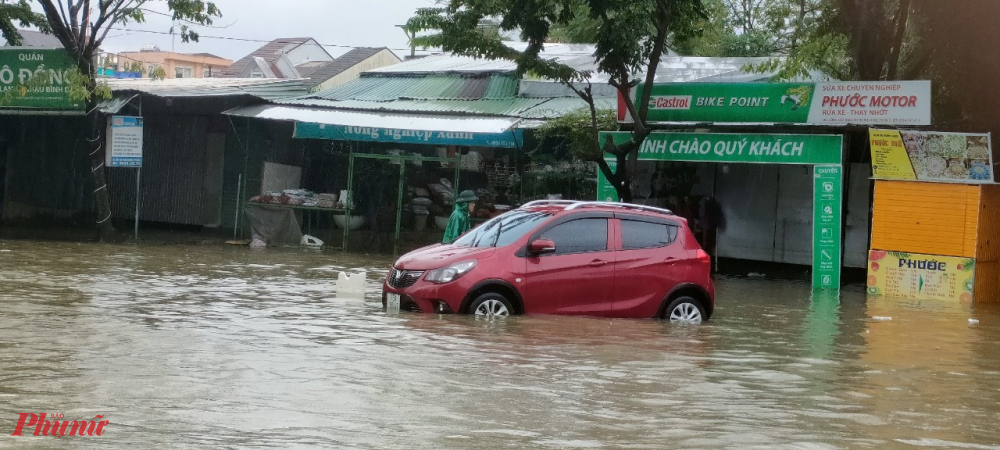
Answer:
[
  {"xmin": 699, "ymin": 196, "xmax": 725, "ymax": 272},
  {"xmin": 443, "ymin": 190, "xmax": 478, "ymax": 244},
  {"xmin": 677, "ymin": 196, "xmax": 698, "ymax": 234}
]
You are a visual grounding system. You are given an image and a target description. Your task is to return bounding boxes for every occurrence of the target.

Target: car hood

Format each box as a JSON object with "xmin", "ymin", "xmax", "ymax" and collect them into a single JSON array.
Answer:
[{"xmin": 394, "ymin": 244, "xmax": 497, "ymax": 271}]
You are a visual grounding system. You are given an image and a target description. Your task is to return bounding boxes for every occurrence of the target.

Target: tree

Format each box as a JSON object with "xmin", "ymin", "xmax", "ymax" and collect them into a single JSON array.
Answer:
[
  {"xmin": 0, "ymin": 0, "xmax": 47, "ymax": 45},
  {"xmin": 31, "ymin": 1, "xmax": 220, "ymax": 237},
  {"xmin": 407, "ymin": 0, "xmax": 706, "ymax": 202},
  {"xmin": 534, "ymin": 107, "xmax": 618, "ymax": 162}
]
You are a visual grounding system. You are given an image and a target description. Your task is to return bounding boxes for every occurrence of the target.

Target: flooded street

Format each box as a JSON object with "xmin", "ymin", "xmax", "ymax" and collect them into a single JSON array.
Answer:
[{"xmin": 2, "ymin": 240, "xmax": 1000, "ymax": 449}]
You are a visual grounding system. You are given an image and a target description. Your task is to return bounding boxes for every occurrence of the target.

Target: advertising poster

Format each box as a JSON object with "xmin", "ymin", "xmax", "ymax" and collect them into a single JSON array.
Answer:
[
  {"xmin": 867, "ymin": 250, "xmax": 975, "ymax": 302},
  {"xmin": 626, "ymin": 81, "xmax": 931, "ymax": 126},
  {"xmin": 870, "ymin": 129, "xmax": 994, "ymax": 183}
]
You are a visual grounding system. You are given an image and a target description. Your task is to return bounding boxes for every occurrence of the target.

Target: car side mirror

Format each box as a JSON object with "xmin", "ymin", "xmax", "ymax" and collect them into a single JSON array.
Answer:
[{"xmin": 528, "ymin": 239, "xmax": 556, "ymax": 255}]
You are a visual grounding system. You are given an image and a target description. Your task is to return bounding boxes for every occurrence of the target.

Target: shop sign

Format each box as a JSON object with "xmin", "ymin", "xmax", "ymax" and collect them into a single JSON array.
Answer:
[
  {"xmin": 624, "ymin": 81, "xmax": 931, "ymax": 126},
  {"xmin": 870, "ymin": 129, "xmax": 994, "ymax": 184},
  {"xmin": 0, "ymin": 48, "xmax": 84, "ymax": 110},
  {"xmin": 813, "ymin": 165, "xmax": 843, "ymax": 290},
  {"xmin": 867, "ymin": 250, "xmax": 975, "ymax": 302},
  {"xmin": 601, "ymin": 131, "xmax": 843, "ymax": 165},
  {"xmin": 597, "ymin": 159, "xmax": 619, "ymax": 202},
  {"xmin": 107, "ymin": 116, "xmax": 143, "ymax": 168},
  {"xmin": 294, "ymin": 122, "xmax": 524, "ymax": 148}
]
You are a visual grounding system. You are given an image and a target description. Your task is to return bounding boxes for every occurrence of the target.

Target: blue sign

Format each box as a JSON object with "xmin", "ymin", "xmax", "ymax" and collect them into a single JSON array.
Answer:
[
  {"xmin": 107, "ymin": 116, "xmax": 144, "ymax": 168},
  {"xmin": 294, "ymin": 122, "xmax": 524, "ymax": 148}
]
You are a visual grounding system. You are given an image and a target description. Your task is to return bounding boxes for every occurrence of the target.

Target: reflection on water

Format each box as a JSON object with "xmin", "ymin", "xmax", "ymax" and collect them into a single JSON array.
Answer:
[{"xmin": 1, "ymin": 240, "xmax": 999, "ymax": 448}]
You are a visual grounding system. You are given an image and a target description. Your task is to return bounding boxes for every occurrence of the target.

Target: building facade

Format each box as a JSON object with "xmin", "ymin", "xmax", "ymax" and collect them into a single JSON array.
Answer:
[{"xmin": 116, "ymin": 49, "xmax": 233, "ymax": 79}]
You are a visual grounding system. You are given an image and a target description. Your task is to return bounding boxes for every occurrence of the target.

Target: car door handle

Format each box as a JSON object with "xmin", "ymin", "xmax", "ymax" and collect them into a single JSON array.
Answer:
[
  {"xmin": 589, "ymin": 259, "xmax": 608, "ymax": 267},
  {"xmin": 664, "ymin": 257, "xmax": 679, "ymax": 265}
]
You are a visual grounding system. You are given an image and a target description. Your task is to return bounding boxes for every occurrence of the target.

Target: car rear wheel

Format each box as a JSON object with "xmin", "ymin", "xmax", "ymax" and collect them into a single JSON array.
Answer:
[
  {"xmin": 665, "ymin": 296, "xmax": 706, "ymax": 324},
  {"xmin": 469, "ymin": 293, "xmax": 513, "ymax": 318}
]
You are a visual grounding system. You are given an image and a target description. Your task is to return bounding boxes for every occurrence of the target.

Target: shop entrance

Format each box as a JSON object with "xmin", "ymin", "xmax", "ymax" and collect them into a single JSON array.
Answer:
[
  {"xmin": 343, "ymin": 151, "xmax": 461, "ymax": 255},
  {"xmin": 598, "ymin": 131, "xmax": 845, "ymax": 290}
]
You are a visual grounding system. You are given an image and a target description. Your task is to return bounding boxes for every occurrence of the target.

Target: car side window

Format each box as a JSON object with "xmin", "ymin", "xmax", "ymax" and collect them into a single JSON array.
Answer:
[
  {"xmin": 538, "ymin": 218, "xmax": 608, "ymax": 255},
  {"xmin": 621, "ymin": 219, "xmax": 678, "ymax": 250}
]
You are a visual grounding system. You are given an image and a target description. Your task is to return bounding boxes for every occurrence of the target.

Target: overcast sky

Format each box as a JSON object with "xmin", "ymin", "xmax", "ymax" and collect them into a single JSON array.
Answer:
[{"xmin": 96, "ymin": 0, "xmax": 438, "ymax": 61}]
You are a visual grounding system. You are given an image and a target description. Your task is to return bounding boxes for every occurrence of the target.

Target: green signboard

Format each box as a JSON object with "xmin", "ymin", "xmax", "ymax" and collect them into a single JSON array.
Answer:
[
  {"xmin": 813, "ymin": 165, "xmax": 843, "ymax": 290},
  {"xmin": 602, "ymin": 131, "xmax": 843, "ymax": 165},
  {"xmin": 596, "ymin": 131, "xmax": 845, "ymax": 291},
  {"xmin": 0, "ymin": 48, "xmax": 84, "ymax": 110},
  {"xmin": 597, "ymin": 159, "xmax": 619, "ymax": 202},
  {"xmin": 628, "ymin": 81, "xmax": 932, "ymax": 126},
  {"xmin": 635, "ymin": 82, "xmax": 814, "ymax": 123}
]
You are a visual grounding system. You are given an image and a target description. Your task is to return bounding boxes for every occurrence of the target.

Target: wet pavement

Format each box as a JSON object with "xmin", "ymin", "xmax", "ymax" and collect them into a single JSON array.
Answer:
[{"xmin": 1, "ymin": 240, "xmax": 999, "ymax": 449}]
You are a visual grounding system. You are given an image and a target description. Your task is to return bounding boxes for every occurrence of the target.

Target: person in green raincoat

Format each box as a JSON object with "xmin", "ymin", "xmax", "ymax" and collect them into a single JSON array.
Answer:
[{"xmin": 443, "ymin": 190, "xmax": 478, "ymax": 244}]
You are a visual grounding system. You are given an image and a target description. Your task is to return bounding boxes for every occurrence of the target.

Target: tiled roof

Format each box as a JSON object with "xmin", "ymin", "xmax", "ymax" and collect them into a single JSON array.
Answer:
[
  {"xmin": 1, "ymin": 29, "xmax": 62, "ymax": 48},
  {"xmin": 299, "ymin": 47, "xmax": 394, "ymax": 89},
  {"xmin": 218, "ymin": 37, "xmax": 313, "ymax": 77}
]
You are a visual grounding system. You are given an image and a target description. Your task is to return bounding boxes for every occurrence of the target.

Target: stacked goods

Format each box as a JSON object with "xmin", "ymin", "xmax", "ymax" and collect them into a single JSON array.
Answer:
[{"xmin": 249, "ymin": 189, "xmax": 340, "ymax": 208}]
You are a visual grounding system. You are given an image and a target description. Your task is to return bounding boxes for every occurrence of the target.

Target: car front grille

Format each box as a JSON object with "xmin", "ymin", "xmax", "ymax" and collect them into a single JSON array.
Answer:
[{"xmin": 388, "ymin": 268, "xmax": 424, "ymax": 289}]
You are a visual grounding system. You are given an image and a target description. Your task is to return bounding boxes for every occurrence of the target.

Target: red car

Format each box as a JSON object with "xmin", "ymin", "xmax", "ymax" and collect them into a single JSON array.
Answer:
[{"xmin": 382, "ymin": 200, "xmax": 715, "ymax": 323}]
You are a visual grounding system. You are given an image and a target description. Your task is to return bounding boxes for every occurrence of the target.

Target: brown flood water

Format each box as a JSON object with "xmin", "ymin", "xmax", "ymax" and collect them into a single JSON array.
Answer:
[{"xmin": 1, "ymin": 240, "xmax": 1000, "ymax": 449}]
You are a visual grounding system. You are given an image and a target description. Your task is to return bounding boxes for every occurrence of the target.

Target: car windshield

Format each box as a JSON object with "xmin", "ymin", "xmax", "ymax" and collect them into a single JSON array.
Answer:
[{"xmin": 453, "ymin": 209, "xmax": 553, "ymax": 248}]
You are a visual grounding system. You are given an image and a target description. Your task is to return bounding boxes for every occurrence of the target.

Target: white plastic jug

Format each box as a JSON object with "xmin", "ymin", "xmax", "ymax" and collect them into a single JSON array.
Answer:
[{"xmin": 337, "ymin": 271, "xmax": 367, "ymax": 297}]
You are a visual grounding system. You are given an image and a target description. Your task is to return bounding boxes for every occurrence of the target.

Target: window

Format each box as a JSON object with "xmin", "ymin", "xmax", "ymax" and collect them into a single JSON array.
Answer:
[
  {"xmin": 175, "ymin": 66, "xmax": 193, "ymax": 78},
  {"xmin": 538, "ymin": 218, "xmax": 608, "ymax": 255},
  {"xmin": 203, "ymin": 67, "xmax": 214, "ymax": 78},
  {"xmin": 454, "ymin": 210, "xmax": 552, "ymax": 248},
  {"xmin": 621, "ymin": 220, "xmax": 678, "ymax": 250}
]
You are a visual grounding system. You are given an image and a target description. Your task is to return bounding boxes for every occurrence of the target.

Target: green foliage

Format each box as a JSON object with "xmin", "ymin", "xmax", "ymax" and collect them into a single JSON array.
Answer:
[
  {"xmin": 33, "ymin": 1, "xmax": 222, "ymax": 61},
  {"xmin": 0, "ymin": 0, "xmax": 48, "ymax": 45},
  {"xmin": 534, "ymin": 108, "xmax": 617, "ymax": 162},
  {"xmin": 0, "ymin": 69, "xmax": 48, "ymax": 105},
  {"xmin": 405, "ymin": 0, "xmax": 707, "ymax": 202},
  {"xmin": 27, "ymin": 1, "xmax": 221, "ymax": 105},
  {"xmin": 149, "ymin": 66, "xmax": 167, "ymax": 81},
  {"xmin": 124, "ymin": 61, "xmax": 144, "ymax": 74},
  {"xmin": 408, "ymin": 0, "xmax": 706, "ymax": 84}
]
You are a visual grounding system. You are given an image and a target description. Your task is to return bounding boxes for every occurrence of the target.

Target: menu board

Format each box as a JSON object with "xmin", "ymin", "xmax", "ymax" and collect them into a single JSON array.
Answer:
[
  {"xmin": 867, "ymin": 250, "xmax": 975, "ymax": 302},
  {"xmin": 870, "ymin": 129, "xmax": 994, "ymax": 184}
]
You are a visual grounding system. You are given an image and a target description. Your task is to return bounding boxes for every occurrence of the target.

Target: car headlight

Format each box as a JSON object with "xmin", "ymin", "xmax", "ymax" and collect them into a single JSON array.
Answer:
[{"xmin": 425, "ymin": 260, "xmax": 477, "ymax": 284}]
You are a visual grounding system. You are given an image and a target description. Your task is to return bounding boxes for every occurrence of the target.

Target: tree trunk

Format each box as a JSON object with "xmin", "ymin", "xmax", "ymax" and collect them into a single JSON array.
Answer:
[
  {"xmin": 885, "ymin": 0, "xmax": 911, "ymax": 80},
  {"xmin": 83, "ymin": 72, "xmax": 113, "ymax": 239}
]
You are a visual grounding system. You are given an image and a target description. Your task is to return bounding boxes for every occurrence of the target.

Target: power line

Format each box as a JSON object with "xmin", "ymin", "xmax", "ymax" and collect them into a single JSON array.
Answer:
[{"xmin": 106, "ymin": 27, "xmax": 423, "ymax": 53}]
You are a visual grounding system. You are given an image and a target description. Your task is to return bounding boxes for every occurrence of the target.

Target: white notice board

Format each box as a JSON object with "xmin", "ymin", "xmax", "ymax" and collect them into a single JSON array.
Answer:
[{"xmin": 107, "ymin": 116, "xmax": 144, "ymax": 168}]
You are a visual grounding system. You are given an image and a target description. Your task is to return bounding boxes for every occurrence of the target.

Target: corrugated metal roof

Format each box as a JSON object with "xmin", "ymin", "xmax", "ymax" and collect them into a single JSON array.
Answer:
[
  {"xmin": 284, "ymin": 98, "xmax": 549, "ymax": 117},
  {"xmin": 105, "ymin": 78, "xmax": 310, "ymax": 100},
  {"xmin": 369, "ymin": 55, "xmax": 517, "ymax": 74},
  {"xmin": 519, "ymin": 97, "xmax": 617, "ymax": 120},
  {"xmin": 519, "ymin": 80, "xmax": 618, "ymax": 98},
  {"xmin": 298, "ymin": 73, "xmax": 518, "ymax": 102},
  {"xmin": 223, "ymin": 104, "xmax": 521, "ymax": 134}
]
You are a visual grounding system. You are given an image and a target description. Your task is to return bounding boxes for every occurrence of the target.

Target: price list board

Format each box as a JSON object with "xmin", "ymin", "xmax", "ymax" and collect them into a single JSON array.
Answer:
[{"xmin": 867, "ymin": 250, "xmax": 975, "ymax": 302}]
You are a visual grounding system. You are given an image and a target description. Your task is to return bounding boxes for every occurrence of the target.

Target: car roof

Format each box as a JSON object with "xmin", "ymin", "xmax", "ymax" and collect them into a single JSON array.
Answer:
[{"xmin": 519, "ymin": 200, "xmax": 676, "ymax": 218}]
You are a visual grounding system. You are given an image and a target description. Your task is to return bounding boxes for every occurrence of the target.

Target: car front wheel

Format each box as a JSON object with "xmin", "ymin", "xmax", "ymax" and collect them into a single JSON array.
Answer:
[
  {"xmin": 469, "ymin": 293, "xmax": 513, "ymax": 318},
  {"xmin": 665, "ymin": 296, "xmax": 706, "ymax": 324}
]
